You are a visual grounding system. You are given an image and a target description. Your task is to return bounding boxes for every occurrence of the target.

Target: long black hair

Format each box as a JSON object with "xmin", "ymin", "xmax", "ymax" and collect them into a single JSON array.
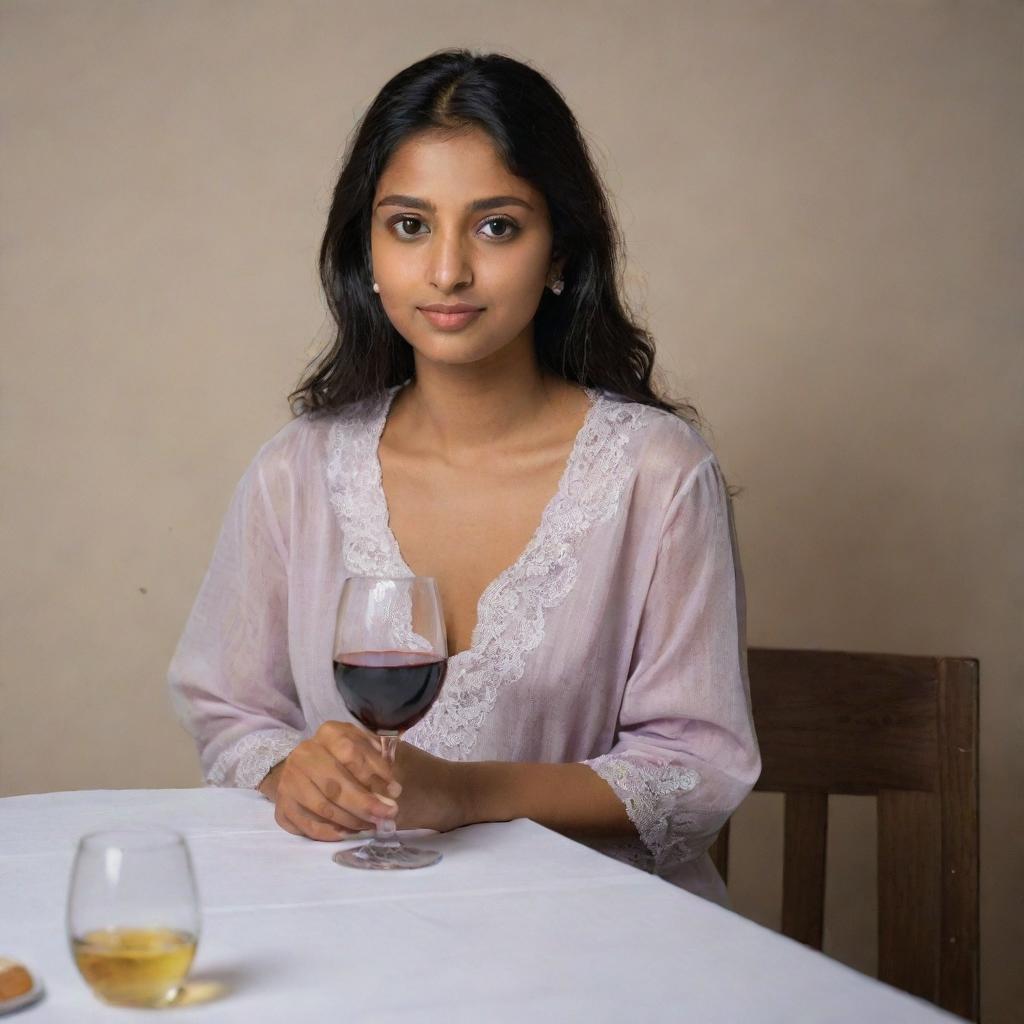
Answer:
[{"xmin": 290, "ymin": 48, "xmax": 701, "ymax": 432}]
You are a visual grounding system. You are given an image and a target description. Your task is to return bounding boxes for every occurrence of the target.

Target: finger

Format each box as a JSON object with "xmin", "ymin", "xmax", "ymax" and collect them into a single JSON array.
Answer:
[
  {"xmin": 303, "ymin": 732, "xmax": 393, "ymax": 800},
  {"xmin": 296, "ymin": 814, "xmax": 350, "ymax": 842},
  {"xmin": 300, "ymin": 740, "xmax": 389, "ymax": 797},
  {"xmin": 280, "ymin": 797, "xmax": 354, "ymax": 842},
  {"xmin": 274, "ymin": 806, "xmax": 303, "ymax": 837},
  {"xmin": 290, "ymin": 771, "xmax": 378, "ymax": 832},
  {"xmin": 368, "ymin": 776, "xmax": 403, "ymax": 800},
  {"xmin": 292, "ymin": 741, "xmax": 391, "ymax": 811},
  {"xmin": 298, "ymin": 745, "xmax": 398, "ymax": 823},
  {"xmin": 342, "ymin": 759, "xmax": 394, "ymax": 797},
  {"xmin": 324, "ymin": 763, "xmax": 399, "ymax": 824},
  {"xmin": 318, "ymin": 725, "xmax": 393, "ymax": 783}
]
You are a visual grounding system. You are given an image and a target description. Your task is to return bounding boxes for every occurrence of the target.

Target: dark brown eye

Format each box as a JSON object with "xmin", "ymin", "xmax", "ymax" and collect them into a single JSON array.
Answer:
[
  {"xmin": 393, "ymin": 217, "xmax": 426, "ymax": 239},
  {"xmin": 481, "ymin": 217, "xmax": 518, "ymax": 240}
]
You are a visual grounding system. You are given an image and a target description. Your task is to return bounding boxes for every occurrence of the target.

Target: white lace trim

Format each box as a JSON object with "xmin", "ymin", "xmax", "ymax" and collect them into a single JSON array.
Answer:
[
  {"xmin": 326, "ymin": 386, "xmax": 651, "ymax": 758},
  {"xmin": 585, "ymin": 754, "xmax": 702, "ymax": 869},
  {"xmin": 326, "ymin": 393, "xmax": 409, "ymax": 578},
  {"xmin": 206, "ymin": 727, "xmax": 303, "ymax": 789}
]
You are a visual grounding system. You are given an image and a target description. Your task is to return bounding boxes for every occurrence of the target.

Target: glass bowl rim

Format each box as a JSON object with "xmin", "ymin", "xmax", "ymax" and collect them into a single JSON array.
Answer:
[{"xmin": 77, "ymin": 826, "xmax": 187, "ymax": 852}]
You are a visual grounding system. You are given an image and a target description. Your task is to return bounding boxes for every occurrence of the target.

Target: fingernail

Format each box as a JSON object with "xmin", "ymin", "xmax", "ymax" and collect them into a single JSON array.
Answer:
[
  {"xmin": 387, "ymin": 781, "xmax": 402, "ymax": 798},
  {"xmin": 377, "ymin": 796, "xmax": 398, "ymax": 815}
]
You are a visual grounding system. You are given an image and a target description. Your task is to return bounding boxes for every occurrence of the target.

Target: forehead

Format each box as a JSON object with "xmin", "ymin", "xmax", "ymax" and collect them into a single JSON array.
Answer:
[{"xmin": 375, "ymin": 128, "xmax": 542, "ymax": 207}]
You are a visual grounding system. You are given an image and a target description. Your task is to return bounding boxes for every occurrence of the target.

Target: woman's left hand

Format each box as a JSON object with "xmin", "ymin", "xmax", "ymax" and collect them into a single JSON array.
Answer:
[{"xmin": 390, "ymin": 741, "xmax": 470, "ymax": 834}]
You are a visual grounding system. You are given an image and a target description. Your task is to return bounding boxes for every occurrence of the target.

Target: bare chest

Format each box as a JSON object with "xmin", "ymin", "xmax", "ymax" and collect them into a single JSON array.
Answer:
[{"xmin": 379, "ymin": 451, "xmax": 569, "ymax": 656}]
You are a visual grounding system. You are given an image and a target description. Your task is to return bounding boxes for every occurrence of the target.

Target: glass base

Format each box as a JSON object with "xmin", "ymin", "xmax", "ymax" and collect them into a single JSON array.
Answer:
[
  {"xmin": 332, "ymin": 840, "xmax": 441, "ymax": 870},
  {"xmin": 95, "ymin": 984, "xmax": 183, "ymax": 1008}
]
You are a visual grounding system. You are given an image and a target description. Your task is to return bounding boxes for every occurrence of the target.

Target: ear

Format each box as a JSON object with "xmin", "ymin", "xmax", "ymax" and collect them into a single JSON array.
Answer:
[{"xmin": 549, "ymin": 253, "xmax": 567, "ymax": 281}]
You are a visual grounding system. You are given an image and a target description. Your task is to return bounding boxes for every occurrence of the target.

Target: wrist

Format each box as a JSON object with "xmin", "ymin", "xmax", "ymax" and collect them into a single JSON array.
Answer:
[
  {"xmin": 451, "ymin": 760, "xmax": 488, "ymax": 829},
  {"xmin": 456, "ymin": 761, "xmax": 514, "ymax": 828}
]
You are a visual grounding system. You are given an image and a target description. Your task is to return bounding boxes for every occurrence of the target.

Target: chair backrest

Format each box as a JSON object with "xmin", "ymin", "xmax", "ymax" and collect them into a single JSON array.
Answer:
[{"xmin": 709, "ymin": 648, "xmax": 979, "ymax": 1021}]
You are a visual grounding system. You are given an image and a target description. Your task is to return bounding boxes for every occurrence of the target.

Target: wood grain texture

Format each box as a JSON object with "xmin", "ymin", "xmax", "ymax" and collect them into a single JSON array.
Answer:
[
  {"xmin": 937, "ymin": 658, "xmax": 980, "ymax": 1020},
  {"xmin": 781, "ymin": 791, "xmax": 828, "ymax": 948},
  {"xmin": 733, "ymin": 649, "xmax": 980, "ymax": 1020},
  {"xmin": 747, "ymin": 649, "xmax": 938, "ymax": 793},
  {"xmin": 878, "ymin": 789, "xmax": 941, "ymax": 1001}
]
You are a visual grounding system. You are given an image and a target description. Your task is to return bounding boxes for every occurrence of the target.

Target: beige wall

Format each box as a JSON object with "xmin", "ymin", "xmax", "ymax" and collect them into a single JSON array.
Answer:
[{"xmin": 2, "ymin": 1, "xmax": 1020, "ymax": 1019}]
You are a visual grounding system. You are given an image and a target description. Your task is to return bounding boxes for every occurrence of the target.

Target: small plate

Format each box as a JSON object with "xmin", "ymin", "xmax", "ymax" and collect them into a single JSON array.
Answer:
[{"xmin": 0, "ymin": 974, "xmax": 45, "ymax": 1016}]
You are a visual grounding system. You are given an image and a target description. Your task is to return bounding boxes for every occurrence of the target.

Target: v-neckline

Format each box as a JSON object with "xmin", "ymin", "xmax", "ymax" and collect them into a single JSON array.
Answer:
[{"xmin": 369, "ymin": 383, "xmax": 603, "ymax": 662}]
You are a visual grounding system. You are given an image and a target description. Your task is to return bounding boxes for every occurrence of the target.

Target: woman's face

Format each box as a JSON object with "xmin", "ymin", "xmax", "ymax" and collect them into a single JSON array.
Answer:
[{"xmin": 370, "ymin": 128, "xmax": 563, "ymax": 369}]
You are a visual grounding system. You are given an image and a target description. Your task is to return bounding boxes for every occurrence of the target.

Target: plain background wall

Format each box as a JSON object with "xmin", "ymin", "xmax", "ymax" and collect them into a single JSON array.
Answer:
[{"xmin": 2, "ymin": 1, "xmax": 1020, "ymax": 1019}]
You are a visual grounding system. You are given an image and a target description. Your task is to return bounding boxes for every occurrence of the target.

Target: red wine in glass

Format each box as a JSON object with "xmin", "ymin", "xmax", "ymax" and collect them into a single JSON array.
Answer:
[
  {"xmin": 331, "ymin": 576, "xmax": 448, "ymax": 871},
  {"xmin": 333, "ymin": 651, "xmax": 447, "ymax": 732}
]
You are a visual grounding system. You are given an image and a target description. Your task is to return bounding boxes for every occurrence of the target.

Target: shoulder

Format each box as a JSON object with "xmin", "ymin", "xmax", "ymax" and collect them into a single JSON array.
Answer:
[
  {"xmin": 596, "ymin": 391, "xmax": 718, "ymax": 494},
  {"xmin": 246, "ymin": 413, "xmax": 326, "ymax": 484},
  {"xmin": 249, "ymin": 391, "xmax": 389, "ymax": 481}
]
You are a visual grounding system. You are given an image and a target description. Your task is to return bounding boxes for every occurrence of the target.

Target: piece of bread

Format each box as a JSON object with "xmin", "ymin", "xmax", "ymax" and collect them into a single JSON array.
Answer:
[{"xmin": 0, "ymin": 957, "xmax": 33, "ymax": 1001}]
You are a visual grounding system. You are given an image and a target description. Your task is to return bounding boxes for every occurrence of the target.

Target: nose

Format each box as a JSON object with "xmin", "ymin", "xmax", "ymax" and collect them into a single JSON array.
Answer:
[{"xmin": 427, "ymin": 226, "xmax": 473, "ymax": 293}]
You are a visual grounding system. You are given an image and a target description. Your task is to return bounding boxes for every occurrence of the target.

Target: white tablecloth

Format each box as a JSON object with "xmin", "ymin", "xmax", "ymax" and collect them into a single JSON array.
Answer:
[{"xmin": 0, "ymin": 789, "xmax": 960, "ymax": 1022}]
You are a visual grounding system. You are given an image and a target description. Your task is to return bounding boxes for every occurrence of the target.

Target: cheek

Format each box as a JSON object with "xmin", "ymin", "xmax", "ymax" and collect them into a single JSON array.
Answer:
[{"xmin": 480, "ymin": 244, "xmax": 551, "ymax": 299}]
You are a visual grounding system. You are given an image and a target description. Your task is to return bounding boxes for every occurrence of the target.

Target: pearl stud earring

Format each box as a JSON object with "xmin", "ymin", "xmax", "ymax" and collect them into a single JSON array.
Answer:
[
  {"xmin": 372, "ymin": 282, "xmax": 380, "ymax": 294},
  {"xmin": 550, "ymin": 279, "xmax": 564, "ymax": 295}
]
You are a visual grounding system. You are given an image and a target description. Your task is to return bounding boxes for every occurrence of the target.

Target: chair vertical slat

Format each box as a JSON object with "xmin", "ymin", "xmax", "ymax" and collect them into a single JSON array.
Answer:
[
  {"xmin": 709, "ymin": 821, "xmax": 730, "ymax": 885},
  {"xmin": 937, "ymin": 659, "xmax": 980, "ymax": 1021},
  {"xmin": 878, "ymin": 790, "xmax": 941, "ymax": 1002},
  {"xmin": 733, "ymin": 648, "xmax": 979, "ymax": 1016},
  {"xmin": 781, "ymin": 792, "xmax": 827, "ymax": 948}
]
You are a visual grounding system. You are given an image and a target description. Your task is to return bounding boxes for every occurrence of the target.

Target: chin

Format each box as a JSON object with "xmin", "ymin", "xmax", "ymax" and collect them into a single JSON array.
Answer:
[{"xmin": 404, "ymin": 332, "xmax": 513, "ymax": 368}]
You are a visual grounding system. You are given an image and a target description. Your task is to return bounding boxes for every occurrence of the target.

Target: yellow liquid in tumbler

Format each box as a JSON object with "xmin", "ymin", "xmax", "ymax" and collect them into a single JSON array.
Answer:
[{"xmin": 72, "ymin": 927, "xmax": 197, "ymax": 1007}]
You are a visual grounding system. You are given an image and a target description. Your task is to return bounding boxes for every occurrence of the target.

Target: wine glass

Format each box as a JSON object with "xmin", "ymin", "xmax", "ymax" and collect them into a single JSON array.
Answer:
[
  {"xmin": 332, "ymin": 575, "xmax": 448, "ymax": 870},
  {"xmin": 67, "ymin": 828, "xmax": 200, "ymax": 1008}
]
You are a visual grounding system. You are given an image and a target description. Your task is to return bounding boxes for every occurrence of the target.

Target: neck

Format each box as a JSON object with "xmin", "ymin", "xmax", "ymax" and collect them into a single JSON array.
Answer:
[{"xmin": 394, "ymin": 337, "xmax": 566, "ymax": 459}]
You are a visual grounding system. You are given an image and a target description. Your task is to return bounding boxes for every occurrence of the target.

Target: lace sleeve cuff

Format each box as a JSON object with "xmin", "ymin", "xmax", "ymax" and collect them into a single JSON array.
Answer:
[
  {"xmin": 206, "ymin": 728, "xmax": 303, "ymax": 789},
  {"xmin": 584, "ymin": 754, "xmax": 702, "ymax": 869}
]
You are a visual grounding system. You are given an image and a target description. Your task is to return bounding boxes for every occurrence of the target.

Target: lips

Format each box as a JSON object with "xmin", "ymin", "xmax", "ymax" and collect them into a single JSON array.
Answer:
[
  {"xmin": 417, "ymin": 305, "xmax": 485, "ymax": 331},
  {"xmin": 419, "ymin": 303, "xmax": 483, "ymax": 313}
]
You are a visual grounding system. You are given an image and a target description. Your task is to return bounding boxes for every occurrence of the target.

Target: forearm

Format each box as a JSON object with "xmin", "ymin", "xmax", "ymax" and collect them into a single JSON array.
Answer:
[{"xmin": 459, "ymin": 760, "xmax": 636, "ymax": 839}]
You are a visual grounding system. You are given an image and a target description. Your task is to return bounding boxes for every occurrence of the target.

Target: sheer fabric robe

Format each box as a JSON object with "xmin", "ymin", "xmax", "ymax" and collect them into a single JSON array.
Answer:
[{"xmin": 168, "ymin": 387, "xmax": 761, "ymax": 903}]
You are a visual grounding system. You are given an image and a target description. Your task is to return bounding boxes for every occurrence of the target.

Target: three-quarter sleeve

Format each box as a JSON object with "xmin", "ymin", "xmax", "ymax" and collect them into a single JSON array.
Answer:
[
  {"xmin": 168, "ymin": 452, "xmax": 305, "ymax": 789},
  {"xmin": 583, "ymin": 455, "xmax": 760, "ymax": 874}
]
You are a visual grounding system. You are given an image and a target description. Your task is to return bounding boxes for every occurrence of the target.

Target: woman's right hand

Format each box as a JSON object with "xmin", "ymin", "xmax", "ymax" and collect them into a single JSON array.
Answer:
[{"xmin": 258, "ymin": 721, "xmax": 402, "ymax": 840}]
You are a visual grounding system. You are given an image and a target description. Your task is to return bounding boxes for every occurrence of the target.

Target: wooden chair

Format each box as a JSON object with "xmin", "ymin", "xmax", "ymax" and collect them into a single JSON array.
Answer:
[{"xmin": 709, "ymin": 648, "xmax": 979, "ymax": 1021}]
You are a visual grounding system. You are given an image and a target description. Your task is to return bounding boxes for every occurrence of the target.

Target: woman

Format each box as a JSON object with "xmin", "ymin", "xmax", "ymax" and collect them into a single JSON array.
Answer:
[{"xmin": 168, "ymin": 49, "xmax": 760, "ymax": 905}]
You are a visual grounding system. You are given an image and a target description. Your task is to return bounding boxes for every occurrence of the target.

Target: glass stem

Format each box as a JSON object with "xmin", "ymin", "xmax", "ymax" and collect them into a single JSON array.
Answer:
[{"xmin": 374, "ymin": 731, "xmax": 400, "ymax": 844}]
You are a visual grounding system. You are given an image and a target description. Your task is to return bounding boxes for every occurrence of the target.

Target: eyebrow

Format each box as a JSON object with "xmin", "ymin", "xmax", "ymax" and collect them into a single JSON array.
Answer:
[{"xmin": 375, "ymin": 194, "xmax": 534, "ymax": 213}]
